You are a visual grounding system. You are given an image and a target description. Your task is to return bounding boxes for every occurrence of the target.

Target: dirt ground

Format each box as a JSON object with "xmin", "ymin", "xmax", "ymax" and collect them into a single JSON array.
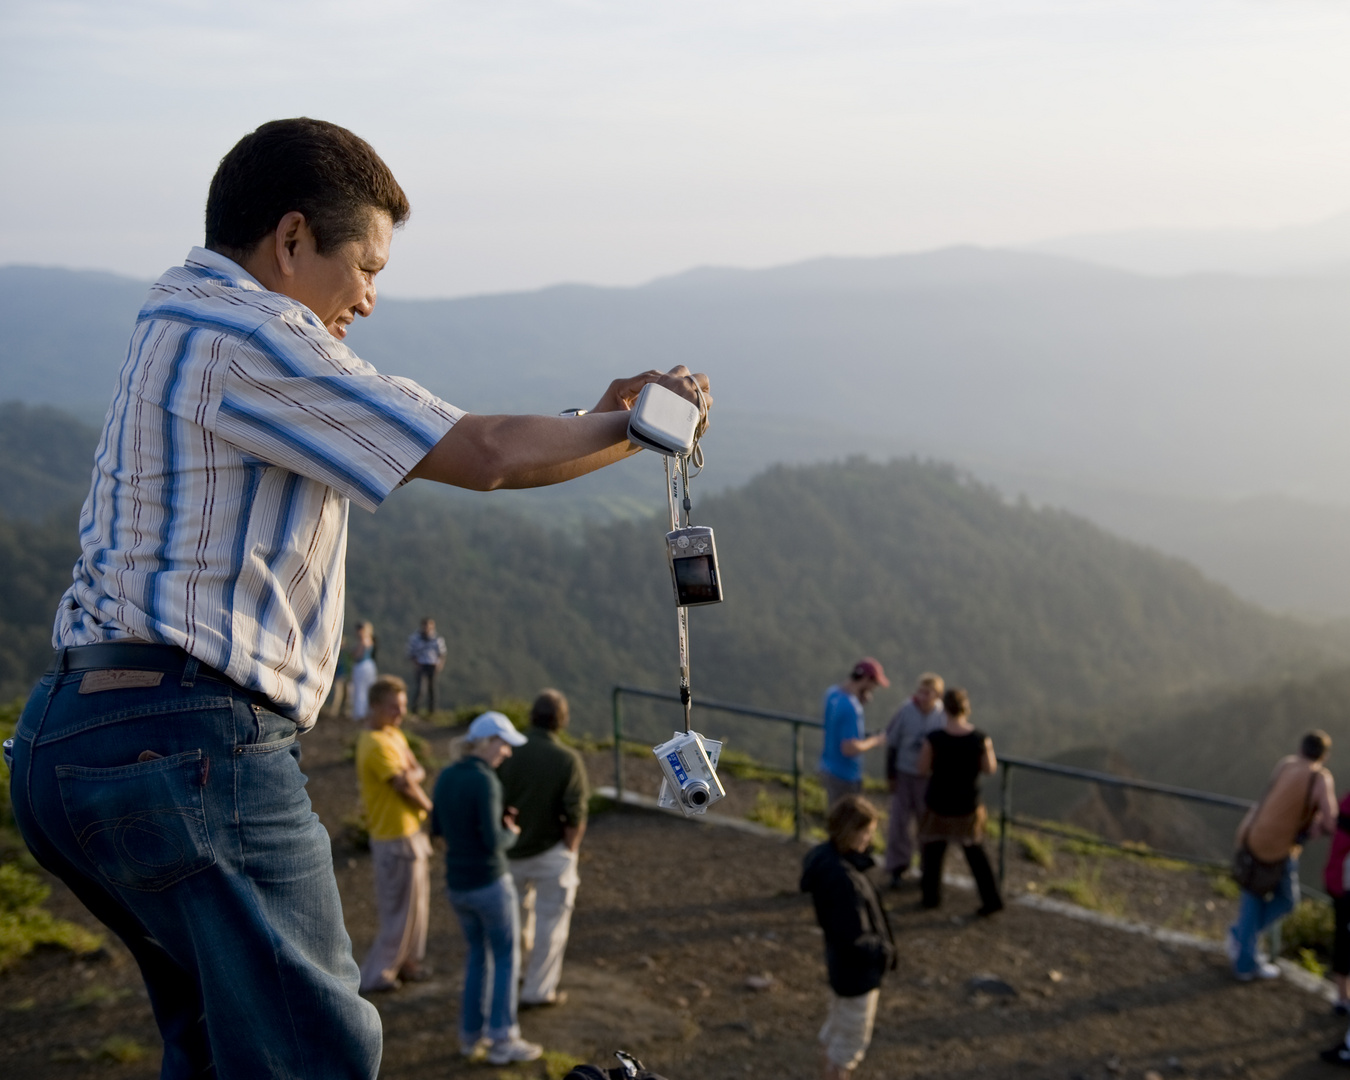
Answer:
[{"xmin": 2, "ymin": 717, "xmax": 1345, "ymax": 1080}]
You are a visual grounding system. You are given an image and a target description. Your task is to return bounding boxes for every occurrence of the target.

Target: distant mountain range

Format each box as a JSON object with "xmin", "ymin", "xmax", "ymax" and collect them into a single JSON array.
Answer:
[{"xmin": 1030, "ymin": 209, "xmax": 1350, "ymax": 278}]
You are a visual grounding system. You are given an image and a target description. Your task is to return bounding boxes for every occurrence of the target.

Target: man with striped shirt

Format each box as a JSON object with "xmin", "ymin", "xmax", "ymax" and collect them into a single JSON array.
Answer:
[{"xmin": 7, "ymin": 118, "xmax": 711, "ymax": 1080}]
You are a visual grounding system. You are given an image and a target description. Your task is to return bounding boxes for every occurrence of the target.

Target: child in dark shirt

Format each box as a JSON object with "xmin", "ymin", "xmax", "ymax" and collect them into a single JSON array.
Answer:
[{"xmin": 800, "ymin": 795, "xmax": 896, "ymax": 1079}]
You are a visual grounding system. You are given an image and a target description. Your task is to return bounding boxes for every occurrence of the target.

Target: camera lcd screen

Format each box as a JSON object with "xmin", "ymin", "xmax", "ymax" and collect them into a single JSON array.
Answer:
[{"xmin": 673, "ymin": 554, "xmax": 720, "ymax": 605}]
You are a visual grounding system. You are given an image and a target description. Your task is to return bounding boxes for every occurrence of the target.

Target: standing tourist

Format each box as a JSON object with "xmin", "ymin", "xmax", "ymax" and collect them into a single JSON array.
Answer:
[
  {"xmin": 406, "ymin": 617, "xmax": 447, "ymax": 716},
  {"xmin": 1324, "ymin": 780, "xmax": 1350, "ymax": 1015},
  {"xmin": 800, "ymin": 794, "xmax": 896, "ymax": 1080},
  {"xmin": 351, "ymin": 620, "xmax": 379, "ymax": 722},
  {"xmin": 915, "ymin": 687, "xmax": 1003, "ymax": 916},
  {"xmin": 6, "ymin": 117, "xmax": 712, "ymax": 1079},
  {"xmin": 497, "ymin": 689, "xmax": 589, "ymax": 1009},
  {"xmin": 1230, "ymin": 731, "xmax": 1334, "ymax": 981},
  {"xmin": 882, "ymin": 672, "xmax": 945, "ymax": 888},
  {"xmin": 819, "ymin": 659, "xmax": 890, "ymax": 810},
  {"xmin": 432, "ymin": 712, "xmax": 540, "ymax": 1065},
  {"xmin": 355, "ymin": 676, "xmax": 433, "ymax": 992}
]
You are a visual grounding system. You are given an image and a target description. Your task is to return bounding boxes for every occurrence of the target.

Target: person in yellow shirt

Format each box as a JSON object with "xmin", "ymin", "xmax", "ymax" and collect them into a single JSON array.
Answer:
[{"xmin": 355, "ymin": 675, "xmax": 434, "ymax": 992}]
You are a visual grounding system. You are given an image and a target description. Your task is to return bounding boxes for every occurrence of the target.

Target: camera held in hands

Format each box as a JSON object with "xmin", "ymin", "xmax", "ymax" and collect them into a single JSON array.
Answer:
[{"xmin": 653, "ymin": 730, "xmax": 726, "ymax": 817}]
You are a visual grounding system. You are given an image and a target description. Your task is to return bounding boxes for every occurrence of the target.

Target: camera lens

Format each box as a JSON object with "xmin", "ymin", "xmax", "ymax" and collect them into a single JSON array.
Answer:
[{"xmin": 685, "ymin": 780, "xmax": 710, "ymax": 807}]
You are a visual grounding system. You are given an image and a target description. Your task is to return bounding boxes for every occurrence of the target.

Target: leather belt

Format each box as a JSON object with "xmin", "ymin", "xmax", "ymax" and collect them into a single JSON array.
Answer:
[{"xmin": 51, "ymin": 642, "xmax": 231, "ymax": 683}]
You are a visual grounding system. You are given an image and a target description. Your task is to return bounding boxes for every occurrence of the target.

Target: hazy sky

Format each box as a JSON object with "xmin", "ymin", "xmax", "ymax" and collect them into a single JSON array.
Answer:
[{"xmin": 3, "ymin": 0, "xmax": 1349, "ymax": 297}]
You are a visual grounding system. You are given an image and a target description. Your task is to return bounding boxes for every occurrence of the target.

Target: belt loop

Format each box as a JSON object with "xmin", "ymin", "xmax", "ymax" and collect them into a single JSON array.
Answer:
[
  {"xmin": 55, "ymin": 646, "xmax": 70, "ymax": 674},
  {"xmin": 181, "ymin": 656, "xmax": 200, "ymax": 688}
]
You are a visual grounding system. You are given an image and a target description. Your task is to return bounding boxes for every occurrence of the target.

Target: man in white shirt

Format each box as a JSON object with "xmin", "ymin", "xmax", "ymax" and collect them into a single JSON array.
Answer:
[
  {"xmin": 7, "ymin": 118, "xmax": 710, "ymax": 1080},
  {"xmin": 883, "ymin": 673, "xmax": 946, "ymax": 887}
]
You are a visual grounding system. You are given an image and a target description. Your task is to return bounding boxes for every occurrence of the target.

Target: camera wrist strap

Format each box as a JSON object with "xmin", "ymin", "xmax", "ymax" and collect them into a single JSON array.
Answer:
[{"xmin": 665, "ymin": 453, "xmax": 693, "ymax": 733}]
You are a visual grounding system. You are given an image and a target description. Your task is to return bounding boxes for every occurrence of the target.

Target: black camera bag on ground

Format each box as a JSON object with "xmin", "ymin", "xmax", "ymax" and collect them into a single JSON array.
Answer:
[{"xmin": 565, "ymin": 1051, "xmax": 669, "ymax": 1080}]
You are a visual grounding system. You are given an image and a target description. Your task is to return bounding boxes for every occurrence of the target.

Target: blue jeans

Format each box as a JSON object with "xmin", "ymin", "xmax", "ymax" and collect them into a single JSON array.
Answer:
[
  {"xmin": 8, "ymin": 655, "xmax": 382, "ymax": 1079},
  {"xmin": 1231, "ymin": 856, "xmax": 1298, "ymax": 975},
  {"xmin": 448, "ymin": 875, "xmax": 521, "ymax": 1042}
]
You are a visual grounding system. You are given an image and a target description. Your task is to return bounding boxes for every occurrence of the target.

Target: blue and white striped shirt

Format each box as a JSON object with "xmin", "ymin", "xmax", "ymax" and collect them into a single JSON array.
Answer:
[{"xmin": 54, "ymin": 248, "xmax": 462, "ymax": 727}]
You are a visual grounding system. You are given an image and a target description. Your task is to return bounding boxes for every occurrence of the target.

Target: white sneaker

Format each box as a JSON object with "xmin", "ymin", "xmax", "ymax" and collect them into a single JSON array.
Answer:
[
  {"xmin": 460, "ymin": 1037, "xmax": 489, "ymax": 1059},
  {"xmin": 1236, "ymin": 961, "xmax": 1280, "ymax": 982},
  {"xmin": 487, "ymin": 1038, "xmax": 543, "ymax": 1065}
]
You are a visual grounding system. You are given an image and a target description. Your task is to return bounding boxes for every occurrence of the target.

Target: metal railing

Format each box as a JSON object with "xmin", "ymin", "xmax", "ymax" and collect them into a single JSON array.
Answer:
[
  {"xmin": 611, "ymin": 685, "xmax": 1274, "ymax": 887},
  {"xmin": 995, "ymin": 754, "xmax": 1255, "ymax": 886},
  {"xmin": 611, "ymin": 684, "xmax": 823, "ymax": 841}
]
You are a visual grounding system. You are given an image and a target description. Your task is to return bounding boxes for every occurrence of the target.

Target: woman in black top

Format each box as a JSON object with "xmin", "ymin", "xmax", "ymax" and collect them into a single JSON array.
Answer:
[{"xmin": 915, "ymin": 687, "xmax": 1003, "ymax": 915}]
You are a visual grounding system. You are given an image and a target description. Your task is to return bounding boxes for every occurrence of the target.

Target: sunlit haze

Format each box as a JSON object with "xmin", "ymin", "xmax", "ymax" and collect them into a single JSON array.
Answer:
[{"xmin": 3, "ymin": 0, "xmax": 1350, "ymax": 297}]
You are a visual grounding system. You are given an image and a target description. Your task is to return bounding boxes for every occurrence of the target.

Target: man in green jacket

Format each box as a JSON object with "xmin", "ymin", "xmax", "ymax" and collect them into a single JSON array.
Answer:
[{"xmin": 497, "ymin": 689, "xmax": 588, "ymax": 1008}]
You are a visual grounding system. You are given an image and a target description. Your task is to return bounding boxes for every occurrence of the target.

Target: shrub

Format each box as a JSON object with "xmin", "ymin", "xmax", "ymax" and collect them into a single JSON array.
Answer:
[
  {"xmin": 0, "ymin": 863, "xmax": 103, "ymax": 971},
  {"xmin": 1281, "ymin": 898, "xmax": 1334, "ymax": 961}
]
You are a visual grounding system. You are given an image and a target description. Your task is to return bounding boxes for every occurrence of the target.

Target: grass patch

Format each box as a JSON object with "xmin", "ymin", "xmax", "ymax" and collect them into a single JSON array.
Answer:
[
  {"xmin": 426, "ymin": 699, "xmax": 532, "ymax": 731},
  {"xmin": 1298, "ymin": 947, "xmax": 1330, "ymax": 977},
  {"xmin": 1208, "ymin": 872, "xmax": 1240, "ymax": 901},
  {"xmin": 587, "ymin": 793, "xmax": 616, "ymax": 817},
  {"xmin": 99, "ymin": 1036, "xmax": 150, "ymax": 1064},
  {"xmin": 747, "ymin": 791, "xmax": 795, "ymax": 834},
  {"xmin": 0, "ymin": 862, "xmax": 104, "ymax": 971},
  {"xmin": 541, "ymin": 1049, "xmax": 585, "ymax": 1079},
  {"xmin": 1044, "ymin": 862, "xmax": 1125, "ymax": 916},
  {"xmin": 1017, "ymin": 832, "xmax": 1055, "ymax": 869},
  {"xmin": 67, "ymin": 983, "xmax": 129, "ymax": 1009}
]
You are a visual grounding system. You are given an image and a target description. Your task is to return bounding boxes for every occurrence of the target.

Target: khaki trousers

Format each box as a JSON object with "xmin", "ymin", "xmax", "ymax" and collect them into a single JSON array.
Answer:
[
  {"xmin": 359, "ymin": 832, "xmax": 431, "ymax": 991},
  {"xmin": 509, "ymin": 842, "xmax": 580, "ymax": 1004},
  {"xmin": 819, "ymin": 987, "xmax": 880, "ymax": 1070}
]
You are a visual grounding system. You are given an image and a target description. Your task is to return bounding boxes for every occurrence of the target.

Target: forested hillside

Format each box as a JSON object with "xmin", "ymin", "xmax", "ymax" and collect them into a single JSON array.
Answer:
[
  {"xmin": 1119, "ymin": 665, "xmax": 1350, "ymax": 799},
  {"xmin": 1, "ymin": 402, "xmax": 1339, "ymax": 777},
  {"xmin": 344, "ymin": 458, "xmax": 1335, "ymax": 756}
]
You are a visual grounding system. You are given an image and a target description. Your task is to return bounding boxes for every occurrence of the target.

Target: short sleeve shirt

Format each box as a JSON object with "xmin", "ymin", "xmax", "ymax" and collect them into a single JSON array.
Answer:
[
  {"xmin": 52, "ymin": 248, "xmax": 462, "ymax": 726},
  {"xmin": 356, "ymin": 726, "xmax": 427, "ymax": 841},
  {"xmin": 819, "ymin": 686, "xmax": 865, "ymax": 783}
]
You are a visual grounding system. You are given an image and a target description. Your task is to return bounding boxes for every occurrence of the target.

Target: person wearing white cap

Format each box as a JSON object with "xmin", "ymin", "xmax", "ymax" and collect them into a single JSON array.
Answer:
[{"xmin": 430, "ymin": 712, "xmax": 539, "ymax": 1065}]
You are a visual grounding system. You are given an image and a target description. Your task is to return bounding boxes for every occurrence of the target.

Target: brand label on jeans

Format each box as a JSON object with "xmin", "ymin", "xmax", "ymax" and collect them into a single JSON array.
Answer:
[{"xmin": 79, "ymin": 670, "xmax": 164, "ymax": 694}]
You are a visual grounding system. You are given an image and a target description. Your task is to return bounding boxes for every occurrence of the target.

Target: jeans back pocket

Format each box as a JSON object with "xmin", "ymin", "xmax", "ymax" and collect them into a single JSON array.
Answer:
[{"xmin": 57, "ymin": 750, "xmax": 216, "ymax": 892}]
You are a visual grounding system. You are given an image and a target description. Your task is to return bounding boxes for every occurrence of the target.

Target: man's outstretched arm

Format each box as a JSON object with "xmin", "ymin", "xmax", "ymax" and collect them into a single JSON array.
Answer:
[{"xmin": 406, "ymin": 366, "xmax": 711, "ymax": 491}]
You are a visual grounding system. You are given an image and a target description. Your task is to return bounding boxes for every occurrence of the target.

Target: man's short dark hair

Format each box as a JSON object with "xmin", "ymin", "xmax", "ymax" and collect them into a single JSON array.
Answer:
[
  {"xmin": 205, "ymin": 118, "xmax": 411, "ymax": 258},
  {"xmin": 1302, "ymin": 729, "xmax": 1332, "ymax": 761},
  {"xmin": 530, "ymin": 689, "xmax": 569, "ymax": 732}
]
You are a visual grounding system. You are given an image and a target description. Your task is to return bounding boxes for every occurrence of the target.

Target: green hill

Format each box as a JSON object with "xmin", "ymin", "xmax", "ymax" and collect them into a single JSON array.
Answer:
[
  {"xmin": 1120, "ymin": 664, "xmax": 1350, "ymax": 800},
  {"xmin": 0, "ymin": 408, "xmax": 1338, "ymax": 780},
  {"xmin": 344, "ymin": 458, "xmax": 1336, "ymax": 762}
]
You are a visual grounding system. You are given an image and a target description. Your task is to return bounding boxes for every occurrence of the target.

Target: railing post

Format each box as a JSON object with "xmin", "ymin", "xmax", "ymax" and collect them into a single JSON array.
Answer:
[
  {"xmin": 612, "ymin": 686, "xmax": 624, "ymax": 805},
  {"xmin": 792, "ymin": 722, "xmax": 803, "ymax": 843},
  {"xmin": 998, "ymin": 761, "xmax": 1012, "ymax": 887}
]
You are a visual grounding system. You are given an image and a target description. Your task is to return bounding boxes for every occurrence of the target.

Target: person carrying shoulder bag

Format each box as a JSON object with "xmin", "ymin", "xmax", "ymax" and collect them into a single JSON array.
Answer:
[{"xmin": 1228, "ymin": 730, "xmax": 1335, "ymax": 981}]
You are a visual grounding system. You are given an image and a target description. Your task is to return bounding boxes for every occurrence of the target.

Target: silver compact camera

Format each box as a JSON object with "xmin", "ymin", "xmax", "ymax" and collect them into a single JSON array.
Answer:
[
  {"xmin": 653, "ymin": 730, "xmax": 726, "ymax": 817},
  {"xmin": 667, "ymin": 526, "xmax": 722, "ymax": 607}
]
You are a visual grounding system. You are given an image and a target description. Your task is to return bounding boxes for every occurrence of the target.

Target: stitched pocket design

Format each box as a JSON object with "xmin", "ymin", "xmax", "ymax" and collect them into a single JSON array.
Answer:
[{"xmin": 57, "ymin": 750, "xmax": 216, "ymax": 892}]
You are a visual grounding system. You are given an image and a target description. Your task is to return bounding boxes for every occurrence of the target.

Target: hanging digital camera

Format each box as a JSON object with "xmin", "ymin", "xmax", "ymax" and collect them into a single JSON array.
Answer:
[
  {"xmin": 653, "ymin": 730, "xmax": 726, "ymax": 817},
  {"xmin": 666, "ymin": 525, "xmax": 723, "ymax": 607}
]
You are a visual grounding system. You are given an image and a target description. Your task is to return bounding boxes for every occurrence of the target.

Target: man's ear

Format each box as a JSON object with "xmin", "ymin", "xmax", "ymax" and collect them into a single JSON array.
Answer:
[{"xmin": 272, "ymin": 211, "xmax": 311, "ymax": 279}]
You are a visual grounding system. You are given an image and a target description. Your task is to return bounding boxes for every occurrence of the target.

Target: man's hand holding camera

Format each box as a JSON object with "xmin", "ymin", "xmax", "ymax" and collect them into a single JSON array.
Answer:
[{"xmin": 406, "ymin": 365, "xmax": 712, "ymax": 492}]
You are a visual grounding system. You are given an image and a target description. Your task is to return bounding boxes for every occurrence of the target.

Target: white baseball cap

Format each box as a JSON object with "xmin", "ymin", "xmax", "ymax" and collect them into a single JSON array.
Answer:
[{"xmin": 467, "ymin": 711, "xmax": 528, "ymax": 747}]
